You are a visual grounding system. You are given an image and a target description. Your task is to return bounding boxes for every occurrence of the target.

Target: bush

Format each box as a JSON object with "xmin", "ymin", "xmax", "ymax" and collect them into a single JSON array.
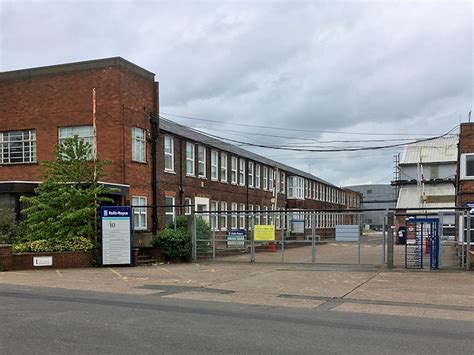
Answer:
[
  {"xmin": 196, "ymin": 217, "xmax": 211, "ymax": 251},
  {"xmin": 13, "ymin": 236, "xmax": 94, "ymax": 254},
  {"xmin": 0, "ymin": 209, "xmax": 25, "ymax": 244},
  {"xmin": 152, "ymin": 228, "xmax": 192, "ymax": 261}
]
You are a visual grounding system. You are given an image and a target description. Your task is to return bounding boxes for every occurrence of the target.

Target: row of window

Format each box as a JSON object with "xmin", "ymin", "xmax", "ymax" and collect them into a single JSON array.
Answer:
[
  {"xmin": 0, "ymin": 126, "xmax": 148, "ymax": 165},
  {"xmin": 131, "ymin": 195, "xmax": 360, "ymax": 232}
]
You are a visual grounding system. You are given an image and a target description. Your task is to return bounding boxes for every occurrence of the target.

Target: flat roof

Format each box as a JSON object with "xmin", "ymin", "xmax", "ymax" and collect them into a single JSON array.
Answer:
[{"xmin": 0, "ymin": 57, "xmax": 155, "ymax": 81}]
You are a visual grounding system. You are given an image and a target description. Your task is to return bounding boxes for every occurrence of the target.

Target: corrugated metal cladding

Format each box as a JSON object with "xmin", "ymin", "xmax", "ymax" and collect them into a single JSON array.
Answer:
[
  {"xmin": 396, "ymin": 184, "xmax": 455, "ymax": 210},
  {"xmin": 400, "ymin": 137, "xmax": 458, "ymax": 165}
]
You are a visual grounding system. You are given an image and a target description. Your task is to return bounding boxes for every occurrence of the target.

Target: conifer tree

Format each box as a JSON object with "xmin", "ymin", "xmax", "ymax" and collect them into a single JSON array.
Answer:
[{"xmin": 21, "ymin": 136, "xmax": 113, "ymax": 244}]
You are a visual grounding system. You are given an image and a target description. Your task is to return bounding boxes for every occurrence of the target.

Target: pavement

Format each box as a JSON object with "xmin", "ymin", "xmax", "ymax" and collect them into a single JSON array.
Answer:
[{"xmin": 1, "ymin": 262, "xmax": 473, "ymax": 321}]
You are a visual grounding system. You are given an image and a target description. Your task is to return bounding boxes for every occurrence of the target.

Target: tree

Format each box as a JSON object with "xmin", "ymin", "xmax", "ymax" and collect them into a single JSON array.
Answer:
[{"xmin": 20, "ymin": 136, "xmax": 114, "ymax": 245}]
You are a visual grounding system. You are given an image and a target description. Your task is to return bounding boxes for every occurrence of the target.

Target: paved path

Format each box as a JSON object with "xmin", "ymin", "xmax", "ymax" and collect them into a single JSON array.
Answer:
[{"xmin": 1, "ymin": 263, "xmax": 473, "ymax": 321}]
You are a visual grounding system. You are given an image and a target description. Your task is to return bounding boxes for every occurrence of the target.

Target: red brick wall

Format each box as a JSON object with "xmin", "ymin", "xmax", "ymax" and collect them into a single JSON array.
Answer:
[
  {"xmin": 457, "ymin": 123, "xmax": 474, "ymax": 207},
  {"xmin": 0, "ymin": 245, "xmax": 94, "ymax": 270},
  {"xmin": 0, "ymin": 62, "xmax": 156, "ymax": 195}
]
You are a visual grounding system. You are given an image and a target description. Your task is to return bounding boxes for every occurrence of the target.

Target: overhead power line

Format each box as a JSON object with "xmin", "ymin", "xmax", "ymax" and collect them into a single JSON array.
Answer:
[{"xmin": 161, "ymin": 111, "xmax": 453, "ymax": 137}]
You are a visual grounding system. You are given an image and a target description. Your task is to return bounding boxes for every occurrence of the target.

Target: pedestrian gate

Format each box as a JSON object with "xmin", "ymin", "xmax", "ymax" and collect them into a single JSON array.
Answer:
[{"xmin": 404, "ymin": 218, "xmax": 440, "ymax": 270}]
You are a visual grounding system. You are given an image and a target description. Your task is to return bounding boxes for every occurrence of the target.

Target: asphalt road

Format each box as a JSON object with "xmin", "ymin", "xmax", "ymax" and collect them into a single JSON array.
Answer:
[{"xmin": 0, "ymin": 285, "xmax": 472, "ymax": 354}]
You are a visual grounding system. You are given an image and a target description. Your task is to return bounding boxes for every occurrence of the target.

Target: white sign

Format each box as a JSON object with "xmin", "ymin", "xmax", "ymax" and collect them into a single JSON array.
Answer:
[
  {"xmin": 101, "ymin": 207, "xmax": 132, "ymax": 265},
  {"xmin": 33, "ymin": 256, "xmax": 53, "ymax": 267},
  {"xmin": 336, "ymin": 225, "xmax": 360, "ymax": 242}
]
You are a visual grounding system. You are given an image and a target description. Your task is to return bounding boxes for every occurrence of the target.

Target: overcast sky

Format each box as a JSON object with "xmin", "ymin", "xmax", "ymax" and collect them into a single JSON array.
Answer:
[{"xmin": 1, "ymin": 0, "xmax": 472, "ymax": 186}]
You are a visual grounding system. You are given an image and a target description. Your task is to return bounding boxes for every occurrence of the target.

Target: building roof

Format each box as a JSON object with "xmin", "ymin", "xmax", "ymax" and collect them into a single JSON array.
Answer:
[
  {"xmin": 160, "ymin": 118, "xmax": 337, "ymax": 187},
  {"xmin": 400, "ymin": 137, "xmax": 458, "ymax": 165},
  {"xmin": 396, "ymin": 184, "xmax": 455, "ymax": 210},
  {"xmin": 0, "ymin": 57, "xmax": 155, "ymax": 81}
]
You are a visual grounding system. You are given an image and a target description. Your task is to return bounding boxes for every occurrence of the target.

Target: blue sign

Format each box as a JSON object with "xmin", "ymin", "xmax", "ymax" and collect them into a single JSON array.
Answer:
[
  {"xmin": 101, "ymin": 206, "xmax": 132, "ymax": 266},
  {"xmin": 467, "ymin": 203, "xmax": 474, "ymax": 215}
]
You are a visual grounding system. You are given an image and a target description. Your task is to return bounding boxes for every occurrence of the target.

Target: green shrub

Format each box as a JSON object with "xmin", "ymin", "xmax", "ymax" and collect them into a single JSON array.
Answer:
[
  {"xmin": 196, "ymin": 217, "xmax": 211, "ymax": 251},
  {"xmin": 13, "ymin": 236, "xmax": 94, "ymax": 254},
  {"xmin": 0, "ymin": 209, "xmax": 25, "ymax": 244},
  {"xmin": 167, "ymin": 215, "xmax": 189, "ymax": 230},
  {"xmin": 152, "ymin": 228, "xmax": 192, "ymax": 261}
]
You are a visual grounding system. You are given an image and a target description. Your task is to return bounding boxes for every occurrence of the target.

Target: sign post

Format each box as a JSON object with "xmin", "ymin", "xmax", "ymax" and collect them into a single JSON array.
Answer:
[{"xmin": 101, "ymin": 206, "xmax": 132, "ymax": 266}]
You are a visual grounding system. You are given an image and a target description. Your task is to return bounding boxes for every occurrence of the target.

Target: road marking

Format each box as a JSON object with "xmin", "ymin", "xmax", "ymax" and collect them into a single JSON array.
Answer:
[
  {"xmin": 56, "ymin": 269, "xmax": 62, "ymax": 277},
  {"xmin": 158, "ymin": 266, "xmax": 185, "ymax": 279},
  {"xmin": 108, "ymin": 268, "xmax": 127, "ymax": 280}
]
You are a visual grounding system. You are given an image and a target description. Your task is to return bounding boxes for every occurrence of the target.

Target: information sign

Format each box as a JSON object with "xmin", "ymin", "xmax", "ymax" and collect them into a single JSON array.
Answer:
[
  {"xmin": 101, "ymin": 206, "xmax": 132, "ymax": 266},
  {"xmin": 227, "ymin": 229, "xmax": 246, "ymax": 248},
  {"xmin": 254, "ymin": 225, "xmax": 275, "ymax": 241}
]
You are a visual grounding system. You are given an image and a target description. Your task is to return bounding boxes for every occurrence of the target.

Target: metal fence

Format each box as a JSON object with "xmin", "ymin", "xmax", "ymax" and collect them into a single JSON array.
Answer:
[{"xmin": 190, "ymin": 209, "xmax": 388, "ymax": 266}]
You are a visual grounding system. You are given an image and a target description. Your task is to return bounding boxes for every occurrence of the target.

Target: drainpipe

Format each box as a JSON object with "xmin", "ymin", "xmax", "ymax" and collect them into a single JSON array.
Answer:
[{"xmin": 149, "ymin": 113, "xmax": 158, "ymax": 236}]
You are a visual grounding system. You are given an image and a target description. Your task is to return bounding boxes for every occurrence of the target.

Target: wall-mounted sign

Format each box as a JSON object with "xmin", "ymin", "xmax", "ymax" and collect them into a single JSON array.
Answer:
[
  {"xmin": 101, "ymin": 206, "xmax": 132, "ymax": 266},
  {"xmin": 227, "ymin": 229, "xmax": 246, "ymax": 248},
  {"xmin": 254, "ymin": 225, "xmax": 275, "ymax": 241},
  {"xmin": 33, "ymin": 256, "xmax": 53, "ymax": 267}
]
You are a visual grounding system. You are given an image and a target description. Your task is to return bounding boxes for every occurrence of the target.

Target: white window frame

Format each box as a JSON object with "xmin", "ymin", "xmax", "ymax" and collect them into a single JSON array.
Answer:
[
  {"xmin": 186, "ymin": 142, "xmax": 195, "ymax": 176},
  {"xmin": 165, "ymin": 196, "xmax": 175, "ymax": 226},
  {"xmin": 269, "ymin": 168, "xmax": 274, "ymax": 193},
  {"xmin": 239, "ymin": 203, "xmax": 246, "ymax": 228},
  {"xmin": 220, "ymin": 153, "xmax": 228, "ymax": 182},
  {"xmin": 59, "ymin": 125, "xmax": 94, "ymax": 159},
  {"xmin": 198, "ymin": 145, "xmax": 206, "ymax": 178},
  {"xmin": 184, "ymin": 197, "xmax": 192, "ymax": 215},
  {"xmin": 263, "ymin": 206, "xmax": 268, "ymax": 225},
  {"xmin": 220, "ymin": 201, "xmax": 228, "ymax": 230},
  {"xmin": 280, "ymin": 172, "xmax": 285, "ymax": 194},
  {"xmin": 263, "ymin": 166, "xmax": 268, "ymax": 190},
  {"xmin": 239, "ymin": 159, "xmax": 246, "ymax": 186},
  {"xmin": 231, "ymin": 157, "xmax": 238, "ymax": 185},
  {"xmin": 231, "ymin": 202, "xmax": 238, "ymax": 229},
  {"xmin": 210, "ymin": 200, "xmax": 218, "ymax": 231},
  {"xmin": 131, "ymin": 127, "xmax": 146, "ymax": 163},
  {"xmin": 0, "ymin": 129, "xmax": 36, "ymax": 165},
  {"xmin": 255, "ymin": 164, "xmax": 261, "ymax": 189},
  {"xmin": 132, "ymin": 196, "xmax": 147, "ymax": 230},
  {"xmin": 164, "ymin": 135, "xmax": 174, "ymax": 172},
  {"xmin": 211, "ymin": 150, "xmax": 218, "ymax": 181},
  {"xmin": 461, "ymin": 153, "xmax": 474, "ymax": 179},
  {"xmin": 255, "ymin": 205, "xmax": 261, "ymax": 225},
  {"xmin": 248, "ymin": 162, "xmax": 254, "ymax": 188}
]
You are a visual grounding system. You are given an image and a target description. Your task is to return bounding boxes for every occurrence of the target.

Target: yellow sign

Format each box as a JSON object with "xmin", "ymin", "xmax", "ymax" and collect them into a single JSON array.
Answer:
[{"xmin": 254, "ymin": 225, "xmax": 275, "ymax": 241}]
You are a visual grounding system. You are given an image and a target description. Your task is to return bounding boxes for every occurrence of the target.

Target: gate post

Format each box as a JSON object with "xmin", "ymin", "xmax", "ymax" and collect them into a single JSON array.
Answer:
[
  {"xmin": 191, "ymin": 214, "xmax": 197, "ymax": 261},
  {"xmin": 311, "ymin": 210, "xmax": 316, "ymax": 266},
  {"xmin": 250, "ymin": 213, "xmax": 255, "ymax": 263},
  {"xmin": 387, "ymin": 212, "xmax": 394, "ymax": 269},
  {"xmin": 467, "ymin": 210, "xmax": 471, "ymax": 270}
]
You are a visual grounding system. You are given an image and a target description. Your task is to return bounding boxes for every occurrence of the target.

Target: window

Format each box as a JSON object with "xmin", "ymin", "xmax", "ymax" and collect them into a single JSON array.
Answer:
[
  {"xmin": 268, "ymin": 168, "xmax": 274, "ymax": 192},
  {"xmin": 255, "ymin": 205, "xmax": 261, "ymax": 225},
  {"xmin": 164, "ymin": 135, "xmax": 174, "ymax": 171},
  {"xmin": 280, "ymin": 172, "xmax": 285, "ymax": 194},
  {"xmin": 0, "ymin": 129, "xmax": 36, "ymax": 164},
  {"xmin": 231, "ymin": 202, "xmax": 238, "ymax": 228},
  {"xmin": 220, "ymin": 201, "xmax": 228, "ymax": 230},
  {"xmin": 210, "ymin": 201, "xmax": 218, "ymax": 231},
  {"xmin": 263, "ymin": 166, "xmax": 268, "ymax": 190},
  {"xmin": 313, "ymin": 182, "xmax": 316, "ymax": 200},
  {"xmin": 430, "ymin": 165, "xmax": 439, "ymax": 180},
  {"xmin": 132, "ymin": 196, "xmax": 147, "ymax": 230},
  {"xmin": 186, "ymin": 142, "xmax": 195, "ymax": 176},
  {"xmin": 367, "ymin": 189, "xmax": 372, "ymax": 194},
  {"xmin": 59, "ymin": 125, "xmax": 94, "ymax": 159},
  {"xmin": 220, "ymin": 153, "xmax": 228, "ymax": 182},
  {"xmin": 287, "ymin": 176, "xmax": 305, "ymax": 199},
  {"xmin": 255, "ymin": 164, "xmax": 261, "ymax": 189},
  {"xmin": 461, "ymin": 153, "xmax": 474, "ymax": 179},
  {"xmin": 184, "ymin": 197, "xmax": 192, "ymax": 215},
  {"xmin": 131, "ymin": 127, "xmax": 146, "ymax": 163},
  {"xmin": 239, "ymin": 203, "xmax": 245, "ymax": 228},
  {"xmin": 275, "ymin": 208, "xmax": 281, "ymax": 229},
  {"xmin": 263, "ymin": 206, "xmax": 268, "ymax": 225},
  {"xmin": 198, "ymin": 145, "xmax": 206, "ymax": 178},
  {"xmin": 165, "ymin": 196, "xmax": 175, "ymax": 225},
  {"xmin": 239, "ymin": 159, "xmax": 246, "ymax": 186},
  {"xmin": 231, "ymin": 157, "xmax": 238, "ymax": 184},
  {"xmin": 211, "ymin": 150, "xmax": 218, "ymax": 180},
  {"xmin": 248, "ymin": 162, "xmax": 254, "ymax": 188}
]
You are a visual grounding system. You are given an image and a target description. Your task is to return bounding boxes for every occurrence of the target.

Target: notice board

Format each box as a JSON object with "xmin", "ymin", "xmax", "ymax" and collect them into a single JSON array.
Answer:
[
  {"xmin": 101, "ymin": 206, "xmax": 132, "ymax": 266},
  {"xmin": 254, "ymin": 225, "xmax": 275, "ymax": 241}
]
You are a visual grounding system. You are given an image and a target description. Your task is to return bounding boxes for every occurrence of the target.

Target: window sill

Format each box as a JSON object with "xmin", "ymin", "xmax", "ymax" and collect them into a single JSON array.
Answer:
[
  {"xmin": 132, "ymin": 160, "xmax": 147, "ymax": 165},
  {"xmin": 186, "ymin": 174, "xmax": 196, "ymax": 177}
]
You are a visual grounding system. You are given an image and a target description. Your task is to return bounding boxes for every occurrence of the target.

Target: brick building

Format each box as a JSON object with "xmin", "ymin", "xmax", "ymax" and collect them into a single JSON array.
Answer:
[
  {"xmin": 456, "ymin": 122, "xmax": 474, "ymax": 208},
  {"xmin": 0, "ymin": 57, "xmax": 360, "ymax": 244}
]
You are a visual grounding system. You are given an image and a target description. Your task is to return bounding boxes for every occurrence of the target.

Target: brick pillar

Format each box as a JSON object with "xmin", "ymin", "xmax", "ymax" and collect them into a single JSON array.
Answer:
[{"xmin": 0, "ymin": 244, "xmax": 14, "ymax": 271}]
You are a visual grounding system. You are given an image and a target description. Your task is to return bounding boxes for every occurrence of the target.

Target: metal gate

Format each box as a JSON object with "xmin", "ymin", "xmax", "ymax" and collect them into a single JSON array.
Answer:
[{"xmin": 404, "ymin": 218, "xmax": 439, "ymax": 270}]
